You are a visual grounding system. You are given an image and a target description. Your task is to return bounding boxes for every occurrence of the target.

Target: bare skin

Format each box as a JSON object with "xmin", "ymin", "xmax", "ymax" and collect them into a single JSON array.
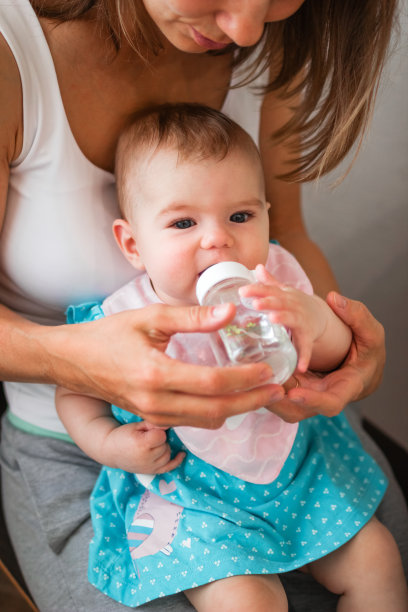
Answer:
[
  {"xmin": 185, "ymin": 573, "xmax": 288, "ymax": 612},
  {"xmin": 41, "ymin": 15, "xmax": 233, "ymax": 173}
]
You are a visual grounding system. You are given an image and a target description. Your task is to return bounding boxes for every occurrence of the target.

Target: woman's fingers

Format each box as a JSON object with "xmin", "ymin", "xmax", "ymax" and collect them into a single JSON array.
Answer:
[
  {"xmin": 133, "ymin": 383, "xmax": 285, "ymax": 429},
  {"xmin": 326, "ymin": 291, "xmax": 385, "ymax": 398},
  {"xmin": 136, "ymin": 302, "xmax": 237, "ymax": 348},
  {"xmin": 264, "ymin": 396, "xmax": 317, "ymax": 423},
  {"xmin": 264, "ymin": 293, "xmax": 387, "ymax": 424},
  {"xmin": 327, "ymin": 291, "xmax": 385, "ymax": 349},
  {"xmin": 73, "ymin": 305, "xmax": 281, "ymax": 425},
  {"xmin": 144, "ymin": 350, "xmax": 274, "ymax": 396},
  {"xmin": 267, "ymin": 366, "xmax": 366, "ymax": 423}
]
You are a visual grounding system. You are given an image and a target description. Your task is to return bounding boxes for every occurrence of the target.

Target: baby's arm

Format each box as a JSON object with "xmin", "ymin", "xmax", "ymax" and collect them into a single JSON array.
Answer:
[
  {"xmin": 240, "ymin": 264, "xmax": 352, "ymax": 373},
  {"xmin": 55, "ymin": 387, "xmax": 185, "ymax": 473}
]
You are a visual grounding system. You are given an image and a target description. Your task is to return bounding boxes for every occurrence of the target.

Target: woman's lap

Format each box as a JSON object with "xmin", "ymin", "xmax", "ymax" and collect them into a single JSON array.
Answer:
[
  {"xmin": 0, "ymin": 415, "xmax": 193, "ymax": 612},
  {"xmin": 0, "ymin": 408, "xmax": 406, "ymax": 612}
]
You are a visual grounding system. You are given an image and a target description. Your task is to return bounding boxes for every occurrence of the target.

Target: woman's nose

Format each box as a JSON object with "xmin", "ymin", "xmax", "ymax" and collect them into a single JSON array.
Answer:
[
  {"xmin": 215, "ymin": 1, "xmax": 271, "ymax": 47},
  {"xmin": 201, "ymin": 225, "xmax": 234, "ymax": 250}
]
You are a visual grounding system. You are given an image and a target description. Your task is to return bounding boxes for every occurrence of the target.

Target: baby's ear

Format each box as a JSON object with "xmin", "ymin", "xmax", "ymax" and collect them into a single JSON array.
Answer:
[{"xmin": 112, "ymin": 219, "xmax": 145, "ymax": 271}]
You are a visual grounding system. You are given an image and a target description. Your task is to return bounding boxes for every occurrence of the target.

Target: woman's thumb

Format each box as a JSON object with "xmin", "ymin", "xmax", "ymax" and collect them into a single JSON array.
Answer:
[
  {"xmin": 327, "ymin": 291, "xmax": 371, "ymax": 332},
  {"xmin": 146, "ymin": 302, "xmax": 236, "ymax": 337}
]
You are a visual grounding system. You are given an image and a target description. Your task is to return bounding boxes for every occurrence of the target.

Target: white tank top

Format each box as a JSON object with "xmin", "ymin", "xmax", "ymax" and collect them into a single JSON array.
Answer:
[{"xmin": 0, "ymin": 0, "xmax": 268, "ymax": 435}]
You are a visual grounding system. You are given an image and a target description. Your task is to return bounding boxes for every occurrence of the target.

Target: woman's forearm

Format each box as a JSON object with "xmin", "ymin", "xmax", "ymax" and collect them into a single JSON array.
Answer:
[
  {"xmin": 260, "ymin": 88, "xmax": 339, "ymax": 299},
  {"xmin": 0, "ymin": 304, "xmax": 69, "ymax": 383},
  {"xmin": 277, "ymin": 229, "xmax": 340, "ymax": 299}
]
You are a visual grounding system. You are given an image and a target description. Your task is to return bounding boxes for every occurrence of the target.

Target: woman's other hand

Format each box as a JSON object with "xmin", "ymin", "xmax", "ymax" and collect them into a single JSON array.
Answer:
[{"xmin": 264, "ymin": 292, "xmax": 385, "ymax": 423}]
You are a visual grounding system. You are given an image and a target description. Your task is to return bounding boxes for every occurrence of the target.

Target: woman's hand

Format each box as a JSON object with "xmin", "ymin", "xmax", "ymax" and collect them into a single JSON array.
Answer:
[
  {"xmin": 47, "ymin": 303, "xmax": 284, "ymax": 429},
  {"xmin": 264, "ymin": 292, "xmax": 386, "ymax": 423}
]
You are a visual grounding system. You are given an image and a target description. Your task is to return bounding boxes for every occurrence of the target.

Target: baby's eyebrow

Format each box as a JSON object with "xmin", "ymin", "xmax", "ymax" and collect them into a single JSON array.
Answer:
[
  {"xmin": 235, "ymin": 199, "xmax": 265, "ymax": 209},
  {"xmin": 157, "ymin": 199, "xmax": 266, "ymax": 219},
  {"xmin": 156, "ymin": 202, "xmax": 192, "ymax": 220}
]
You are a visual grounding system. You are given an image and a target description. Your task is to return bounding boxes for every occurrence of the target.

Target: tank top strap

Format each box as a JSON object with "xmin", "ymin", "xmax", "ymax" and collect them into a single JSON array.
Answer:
[
  {"xmin": 0, "ymin": 0, "xmax": 63, "ymax": 166},
  {"xmin": 0, "ymin": 0, "xmax": 108, "ymax": 191}
]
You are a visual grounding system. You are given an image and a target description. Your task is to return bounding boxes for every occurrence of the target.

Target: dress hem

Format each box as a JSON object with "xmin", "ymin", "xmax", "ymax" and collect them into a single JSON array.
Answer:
[{"xmin": 88, "ymin": 483, "xmax": 387, "ymax": 608}]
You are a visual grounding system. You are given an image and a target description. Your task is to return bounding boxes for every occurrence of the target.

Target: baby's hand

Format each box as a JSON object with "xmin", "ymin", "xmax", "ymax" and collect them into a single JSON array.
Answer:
[
  {"xmin": 239, "ymin": 264, "xmax": 325, "ymax": 373},
  {"xmin": 103, "ymin": 421, "xmax": 185, "ymax": 474}
]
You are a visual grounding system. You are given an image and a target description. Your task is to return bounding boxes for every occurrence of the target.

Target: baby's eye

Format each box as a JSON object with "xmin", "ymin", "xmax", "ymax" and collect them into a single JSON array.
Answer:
[
  {"xmin": 230, "ymin": 212, "xmax": 251, "ymax": 223},
  {"xmin": 172, "ymin": 219, "xmax": 196, "ymax": 229}
]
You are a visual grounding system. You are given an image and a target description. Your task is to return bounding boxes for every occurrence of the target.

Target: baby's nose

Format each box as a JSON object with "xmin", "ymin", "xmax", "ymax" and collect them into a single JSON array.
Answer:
[{"xmin": 200, "ymin": 226, "xmax": 234, "ymax": 249}]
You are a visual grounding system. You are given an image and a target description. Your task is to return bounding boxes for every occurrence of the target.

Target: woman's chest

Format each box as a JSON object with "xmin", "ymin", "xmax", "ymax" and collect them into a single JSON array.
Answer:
[{"xmin": 43, "ymin": 20, "xmax": 233, "ymax": 172}]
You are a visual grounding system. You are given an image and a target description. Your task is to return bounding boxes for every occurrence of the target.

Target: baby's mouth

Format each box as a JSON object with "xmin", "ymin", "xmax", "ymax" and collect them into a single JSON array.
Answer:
[
  {"xmin": 198, "ymin": 260, "xmax": 236, "ymax": 278},
  {"xmin": 198, "ymin": 265, "xmax": 214, "ymax": 278}
]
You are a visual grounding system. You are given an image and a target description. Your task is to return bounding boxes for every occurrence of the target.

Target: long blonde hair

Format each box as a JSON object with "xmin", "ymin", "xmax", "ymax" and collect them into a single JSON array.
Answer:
[{"xmin": 32, "ymin": 0, "xmax": 397, "ymax": 181}]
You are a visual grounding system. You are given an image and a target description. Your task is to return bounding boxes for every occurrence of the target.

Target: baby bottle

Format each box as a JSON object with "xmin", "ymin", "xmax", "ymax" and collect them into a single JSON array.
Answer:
[{"xmin": 196, "ymin": 261, "xmax": 297, "ymax": 385}]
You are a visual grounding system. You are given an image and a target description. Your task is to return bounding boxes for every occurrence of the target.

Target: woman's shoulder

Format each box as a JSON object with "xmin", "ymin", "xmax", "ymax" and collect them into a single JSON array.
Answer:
[{"xmin": 0, "ymin": 35, "xmax": 23, "ymax": 165}]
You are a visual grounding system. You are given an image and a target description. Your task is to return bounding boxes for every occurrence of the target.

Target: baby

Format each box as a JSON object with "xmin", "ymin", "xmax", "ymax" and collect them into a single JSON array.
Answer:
[{"xmin": 56, "ymin": 104, "xmax": 407, "ymax": 611}]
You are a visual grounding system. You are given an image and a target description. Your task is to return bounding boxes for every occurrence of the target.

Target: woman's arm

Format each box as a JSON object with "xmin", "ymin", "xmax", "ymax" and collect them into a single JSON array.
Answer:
[{"xmin": 259, "ymin": 88, "xmax": 339, "ymax": 298}]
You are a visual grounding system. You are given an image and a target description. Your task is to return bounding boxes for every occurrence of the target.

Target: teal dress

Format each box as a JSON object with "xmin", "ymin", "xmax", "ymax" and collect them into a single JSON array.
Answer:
[{"xmin": 68, "ymin": 302, "xmax": 387, "ymax": 608}]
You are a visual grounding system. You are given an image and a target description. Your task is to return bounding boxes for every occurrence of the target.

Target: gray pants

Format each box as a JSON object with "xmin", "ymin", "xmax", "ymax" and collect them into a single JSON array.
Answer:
[{"xmin": 1, "ymin": 409, "xmax": 407, "ymax": 612}]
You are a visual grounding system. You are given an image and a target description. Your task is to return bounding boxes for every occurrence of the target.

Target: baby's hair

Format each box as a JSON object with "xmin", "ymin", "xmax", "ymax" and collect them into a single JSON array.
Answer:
[{"xmin": 115, "ymin": 103, "xmax": 261, "ymax": 218}]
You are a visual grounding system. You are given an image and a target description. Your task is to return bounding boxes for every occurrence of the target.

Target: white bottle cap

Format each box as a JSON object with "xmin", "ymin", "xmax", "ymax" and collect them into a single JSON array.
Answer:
[{"xmin": 196, "ymin": 261, "xmax": 255, "ymax": 304}]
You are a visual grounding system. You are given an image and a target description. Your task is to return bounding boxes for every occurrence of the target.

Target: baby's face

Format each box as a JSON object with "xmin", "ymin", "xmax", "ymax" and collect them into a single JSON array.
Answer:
[{"xmin": 130, "ymin": 147, "xmax": 270, "ymax": 305}]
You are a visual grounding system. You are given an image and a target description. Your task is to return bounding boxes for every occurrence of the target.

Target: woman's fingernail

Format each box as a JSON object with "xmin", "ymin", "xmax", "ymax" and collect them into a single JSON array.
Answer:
[
  {"xmin": 211, "ymin": 304, "xmax": 230, "ymax": 318},
  {"xmin": 290, "ymin": 395, "xmax": 305, "ymax": 404},
  {"xmin": 269, "ymin": 390, "xmax": 284, "ymax": 402},
  {"xmin": 333, "ymin": 292, "xmax": 347, "ymax": 309},
  {"xmin": 259, "ymin": 368, "xmax": 273, "ymax": 383}
]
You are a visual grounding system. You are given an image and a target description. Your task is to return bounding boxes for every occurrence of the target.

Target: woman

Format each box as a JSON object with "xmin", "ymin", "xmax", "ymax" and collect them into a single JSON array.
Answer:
[{"xmin": 0, "ymin": 1, "xmax": 404, "ymax": 611}]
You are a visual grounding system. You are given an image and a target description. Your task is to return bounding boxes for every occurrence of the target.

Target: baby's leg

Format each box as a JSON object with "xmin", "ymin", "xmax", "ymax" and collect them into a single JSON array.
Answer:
[
  {"xmin": 184, "ymin": 574, "xmax": 288, "ymax": 612},
  {"xmin": 306, "ymin": 516, "xmax": 408, "ymax": 611}
]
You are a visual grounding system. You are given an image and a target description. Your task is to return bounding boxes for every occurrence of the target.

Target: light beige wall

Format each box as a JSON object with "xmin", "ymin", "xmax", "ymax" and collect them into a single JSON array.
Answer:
[{"xmin": 302, "ymin": 5, "xmax": 408, "ymax": 450}]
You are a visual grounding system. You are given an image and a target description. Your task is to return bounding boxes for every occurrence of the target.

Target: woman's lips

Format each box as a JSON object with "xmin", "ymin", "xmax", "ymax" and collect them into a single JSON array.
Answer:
[{"xmin": 191, "ymin": 27, "xmax": 230, "ymax": 50}]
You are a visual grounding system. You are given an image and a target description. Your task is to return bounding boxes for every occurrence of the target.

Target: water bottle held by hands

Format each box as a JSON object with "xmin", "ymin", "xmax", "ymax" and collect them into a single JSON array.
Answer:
[{"xmin": 196, "ymin": 262, "xmax": 297, "ymax": 385}]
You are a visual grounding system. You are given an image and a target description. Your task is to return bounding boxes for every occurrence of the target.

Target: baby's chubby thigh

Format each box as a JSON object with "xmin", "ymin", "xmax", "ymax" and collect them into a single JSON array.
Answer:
[
  {"xmin": 184, "ymin": 573, "xmax": 288, "ymax": 612},
  {"xmin": 304, "ymin": 516, "xmax": 408, "ymax": 610}
]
